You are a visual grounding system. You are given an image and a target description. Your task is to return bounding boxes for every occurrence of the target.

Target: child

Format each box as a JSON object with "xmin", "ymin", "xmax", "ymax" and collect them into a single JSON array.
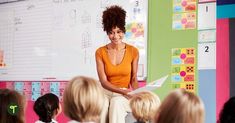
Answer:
[
  {"xmin": 130, "ymin": 91, "xmax": 161, "ymax": 123},
  {"xmin": 218, "ymin": 96, "xmax": 235, "ymax": 123},
  {"xmin": 33, "ymin": 93, "xmax": 61, "ymax": 123},
  {"xmin": 0, "ymin": 89, "xmax": 26, "ymax": 123},
  {"xmin": 63, "ymin": 76, "xmax": 105, "ymax": 123},
  {"xmin": 154, "ymin": 88, "xmax": 205, "ymax": 123}
]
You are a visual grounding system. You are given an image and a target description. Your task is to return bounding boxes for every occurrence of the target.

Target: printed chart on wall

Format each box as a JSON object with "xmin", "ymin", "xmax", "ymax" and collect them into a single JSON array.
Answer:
[
  {"xmin": 0, "ymin": 0, "xmax": 148, "ymax": 82},
  {"xmin": 171, "ymin": 48, "xmax": 196, "ymax": 93},
  {"xmin": 172, "ymin": 0, "xmax": 197, "ymax": 30}
]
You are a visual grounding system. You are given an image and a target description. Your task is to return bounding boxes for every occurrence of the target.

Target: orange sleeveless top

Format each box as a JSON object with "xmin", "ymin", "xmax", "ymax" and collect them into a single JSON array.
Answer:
[{"xmin": 95, "ymin": 43, "xmax": 138, "ymax": 88}]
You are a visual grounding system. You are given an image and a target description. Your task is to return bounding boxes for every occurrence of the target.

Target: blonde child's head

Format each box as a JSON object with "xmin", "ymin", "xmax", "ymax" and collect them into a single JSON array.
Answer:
[
  {"xmin": 63, "ymin": 76, "xmax": 105, "ymax": 122},
  {"xmin": 130, "ymin": 91, "xmax": 161, "ymax": 123},
  {"xmin": 154, "ymin": 88, "xmax": 205, "ymax": 123}
]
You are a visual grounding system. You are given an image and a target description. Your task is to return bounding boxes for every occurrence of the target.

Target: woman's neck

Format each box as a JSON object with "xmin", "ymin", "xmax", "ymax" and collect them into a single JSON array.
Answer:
[{"xmin": 108, "ymin": 42, "xmax": 125, "ymax": 51}]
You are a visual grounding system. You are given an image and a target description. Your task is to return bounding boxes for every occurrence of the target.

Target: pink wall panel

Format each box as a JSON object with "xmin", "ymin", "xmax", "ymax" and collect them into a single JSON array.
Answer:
[{"xmin": 216, "ymin": 19, "xmax": 230, "ymax": 119}]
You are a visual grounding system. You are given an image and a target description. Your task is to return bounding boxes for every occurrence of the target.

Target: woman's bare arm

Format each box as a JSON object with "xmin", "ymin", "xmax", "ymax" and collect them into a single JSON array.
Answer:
[{"xmin": 130, "ymin": 51, "xmax": 139, "ymax": 90}]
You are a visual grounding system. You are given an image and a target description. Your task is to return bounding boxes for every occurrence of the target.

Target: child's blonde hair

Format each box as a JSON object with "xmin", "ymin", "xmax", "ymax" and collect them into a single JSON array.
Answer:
[
  {"xmin": 63, "ymin": 76, "xmax": 105, "ymax": 122},
  {"xmin": 130, "ymin": 91, "xmax": 161, "ymax": 123},
  {"xmin": 154, "ymin": 88, "xmax": 205, "ymax": 123}
]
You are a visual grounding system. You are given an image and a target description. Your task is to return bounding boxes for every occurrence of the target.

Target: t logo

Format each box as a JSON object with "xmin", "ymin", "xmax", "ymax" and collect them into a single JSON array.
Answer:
[{"xmin": 8, "ymin": 103, "xmax": 19, "ymax": 115}]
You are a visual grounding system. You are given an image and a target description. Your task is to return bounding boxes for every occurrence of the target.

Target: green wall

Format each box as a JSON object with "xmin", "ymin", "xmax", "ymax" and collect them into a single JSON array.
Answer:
[{"xmin": 147, "ymin": 0, "xmax": 198, "ymax": 99}]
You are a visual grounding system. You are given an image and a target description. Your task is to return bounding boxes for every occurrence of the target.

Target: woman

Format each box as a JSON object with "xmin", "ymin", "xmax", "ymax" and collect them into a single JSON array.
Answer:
[
  {"xmin": 95, "ymin": 5, "xmax": 139, "ymax": 123},
  {"xmin": 154, "ymin": 89, "xmax": 205, "ymax": 123}
]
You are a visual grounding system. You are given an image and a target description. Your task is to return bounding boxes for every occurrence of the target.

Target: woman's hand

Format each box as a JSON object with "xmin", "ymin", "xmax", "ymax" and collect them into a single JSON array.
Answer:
[
  {"xmin": 122, "ymin": 89, "xmax": 133, "ymax": 99},
  {"xmin": 131, "ymin": 81, "xmax": 139, "ymax": 90},
  {"xmin": 123, "ymin": 94, "xmax": 132, "ymax": 99}
]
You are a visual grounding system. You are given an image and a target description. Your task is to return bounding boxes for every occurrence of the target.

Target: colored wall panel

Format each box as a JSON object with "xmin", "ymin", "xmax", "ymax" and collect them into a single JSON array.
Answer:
[
  {"xmin": 216, "ymin": 19, "xmax": 230, "ymax": 118},
  {"xmin": 217, "ymin": 4, "xmax": 235, "ymax": 18},
  {"xmin": 199, "ymin": 70, "xmax": 216, "ymax": 123},
  {"xmin": 229, "ymin": 18, "xmax": 235, "ymax": 97}
]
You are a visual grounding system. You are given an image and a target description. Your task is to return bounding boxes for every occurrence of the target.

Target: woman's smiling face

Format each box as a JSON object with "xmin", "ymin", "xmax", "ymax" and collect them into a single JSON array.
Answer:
[{"xmin": 108, "ymin": 26, "xmax": 124, "ymax": 45}]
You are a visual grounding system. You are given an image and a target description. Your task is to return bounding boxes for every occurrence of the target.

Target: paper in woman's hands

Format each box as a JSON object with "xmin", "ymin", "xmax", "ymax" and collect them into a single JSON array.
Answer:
[{"xmin": 128, "ymin": 75, "xmax": 168, "ymax": 94}]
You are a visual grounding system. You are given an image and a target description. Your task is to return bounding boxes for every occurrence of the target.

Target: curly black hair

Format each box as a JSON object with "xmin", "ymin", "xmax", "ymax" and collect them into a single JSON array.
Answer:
[
  {"xmin": 102, "ymin": 5, "xmax": 126, "ymax": 34},
  {"xmin": 218, "ymin": 97, "xmax": 235, "ymax": 123}
]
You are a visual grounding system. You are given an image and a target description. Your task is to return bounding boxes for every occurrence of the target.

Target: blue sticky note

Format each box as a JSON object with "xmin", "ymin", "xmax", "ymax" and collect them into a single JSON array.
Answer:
[
  {"xmin": 14, "ymin": 82, "xmax": 24, "ymax": 92},
  {"xmin": 31, "ymin": 91, "xmax": 41, "ymax": 101},
  {"xmin": 172, "ymin": 75, "xmax": 182, "ymax": 82},
  {"xmin": 50, "ymin": 82, "xmax": 59, "ymax": 92},
  {"xmin": 32, "ymin": 82, "xmax": 41, "ymax": 92},
  {"xmin": 172, "ymin": 58, "xmax": 182, "ymax": 64},
  {"xmin": 125, "ymin": 32, "xmax": 132, "ymax": 38},
  {"xmin": 173, "ymin": 22, "xmax": 183, "ymax": 29},
  {"xmin": 174, "ymin": 6, "xmax": 182, "ymax": 12}
]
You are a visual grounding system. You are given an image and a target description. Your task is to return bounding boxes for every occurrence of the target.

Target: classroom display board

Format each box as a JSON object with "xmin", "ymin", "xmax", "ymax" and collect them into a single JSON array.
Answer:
[
  {"xmin": 147, "ymin": 0, "xmax": 198, "ymax": 99},
  {"xmin": 171, "ymin": 48, "xmax": 196, "ymax": 93},
  {"xmin": 0, "ymin": 0, "xmax": 148, "ymax": 81},
  {"xmin": 172, "ymin": 0, "xmax": 197, "ymax": 30}
]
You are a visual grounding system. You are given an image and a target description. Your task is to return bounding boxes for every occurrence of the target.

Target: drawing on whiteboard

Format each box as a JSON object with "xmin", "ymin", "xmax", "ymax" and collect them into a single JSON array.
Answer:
[
  {"xmin": 81, "ymin": 11, "xmax": 91, "ymax": 24},
  {"xmin": 81, "ymin": 29, "xmax": 92, "ymax": 49},
  {"xmin": 81, "ymin": 28, "xmax": 92, "ymax": 64},
  {"xmin": 53, "ymin": 6, "xmax": 79, "ymax": 29},
  {"xmin": 27, "ymin": 4, "xmax": 35, "ymax": 10},
  {"xmin": 96, "ymin": 14, "xmax": 102, "ymax": 28},
  {"xmin": 14, "ymin": 17, "xmax": 22, "ymax": 26},
  {"xmin": 133, "ymin": 7, "xmax": 141, "ymax": 19},
  {"xmin": 69, "ymin": 9, "xmax": 77, "ymax": 27}
]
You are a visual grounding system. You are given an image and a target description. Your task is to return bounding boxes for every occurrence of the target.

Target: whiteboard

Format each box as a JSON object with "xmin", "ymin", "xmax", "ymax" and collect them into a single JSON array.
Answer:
[{"xmin": 0, "ymin": 0, "xmax": 148, "ymax": 81}]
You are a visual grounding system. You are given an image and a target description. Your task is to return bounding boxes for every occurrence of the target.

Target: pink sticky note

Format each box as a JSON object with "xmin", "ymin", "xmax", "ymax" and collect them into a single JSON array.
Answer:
[
  {"xmin": 41, "ymin": 82, "xmax": 50, "ymax": 92},
  {"xmin": 23, "ymin": 91, "xmax": 32, "ymax": 101},
  {"xmin": 6, "ymin": 82, "xmax": 14, "ymax": 89},
  {"xmin": 23, "ymin": 82, "xmax": 32, "ymax": 91}
]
